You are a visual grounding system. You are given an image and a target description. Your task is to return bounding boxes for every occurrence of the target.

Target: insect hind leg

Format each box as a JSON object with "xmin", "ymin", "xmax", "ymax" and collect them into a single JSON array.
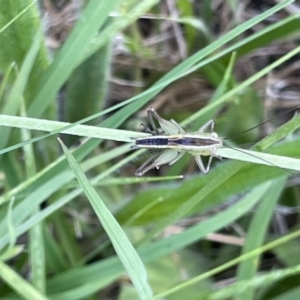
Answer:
[
  {"xmin": 135, "ymin": 149, "xmax": 183, "ymax": 176},
  {"xmin": 198, "ymin": 119, "xmax": 214, "ymax": 133},
  {"xmin": 135, "ymin": 154, "xmax": 158, "ymax": 177},
  {"xmin": 195, "ymin": 155, "xmax": 213, "ymax": 174}
]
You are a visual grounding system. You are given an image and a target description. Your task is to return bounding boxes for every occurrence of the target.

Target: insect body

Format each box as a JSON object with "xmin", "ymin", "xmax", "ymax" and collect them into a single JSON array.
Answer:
[{"xmin": 132, "ymin": 107, "xmax": 223, "ymax": 176}]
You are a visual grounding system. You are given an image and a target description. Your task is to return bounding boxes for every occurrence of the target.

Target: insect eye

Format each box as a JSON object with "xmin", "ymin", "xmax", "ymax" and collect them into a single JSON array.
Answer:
[{"xmin": 211, "ymin": 132, "xmax": 218, "ymax": 138}]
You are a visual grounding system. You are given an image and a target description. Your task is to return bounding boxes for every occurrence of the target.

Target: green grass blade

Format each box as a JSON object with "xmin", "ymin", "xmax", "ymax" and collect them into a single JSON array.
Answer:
[
  {"xmin": 35, "ymin": 179, "xmax": 268, "ymax": 295},
  {"xmin": 64, "ymin": 43, "xmax": 113, "ymax": 145},
  {"xmin": 29, "ymin": 0, "xmax": 292, "ymax": 122},
  {"xmin": 41, "ymin": 181, "xmax": 279, "ymax": 296},
  {"xmin": 0, "ymin": 144, "xmax": 132, "ymax": 249},
  {"xmin": 58, "ymin": 139, "xmax": 153, "ymax": 299},
  {"xmin": 80, "ymin": 0, "xmax": 160, "ymax": 64},
  {"xmin": 0, "ymin": 172, "xmax": 72, "ymax": 240},
  {"xmin": 180, "ymin": 43, "xmax": 300, "ymax": 125},
  {"xmin": 0, "ymin": 0, "xmax": 294, "ymax": 162},
  {"xmin": 0, "ymin": 246, "xmax": 23, "ymax": 261},
  {"xmin": 211, "ymin": 264, "xmax": 300, "ymax": 300},
  {"xmin": 20, "ymin": 101, "xmax": 46, "ymax": 293},
  {"xmin": 0, "ymin": 261, "xmax": 49, "ymax": 300},
  {"xmin": 151, "ymin": 228, "xmax": 300, "ymax": 299},
  {"xmin": 0, "ymin": 63, "xmax": 15, "ymax": 101},
  {"xmin": 29, "ymin": 222, "xmax": 45, "ymax": 292},
  {"xmin": 0, "ymin": 31, "xmax": 42, "ymax": 151},
  {"xmin": 28, "ymin": 0, "xmax": 118, "ymax": 117},
  {"xmin": 216, "ymin": 147, "xmax": 300, "ymax": 171},
  {"xmin": 1, "ymin": 113, "xmax": 300, "ymax": 172},
  {"xmin": 234, "ymin": 177, "xmax": 287, "ymax": 300},
  {"xmin": 0, "ymin": 114, "xmax": 142, "ymax": 142},
  {"xmin": 0, "ymin": 1, "xmax": 38, "ymax": 35},
  {"xmin": 21, "ymin": 179, "xmax": 296, "ymax": 297},
  {"xmin": 49, "ymin": 275, "xmax": 119, "ymax": 300}
]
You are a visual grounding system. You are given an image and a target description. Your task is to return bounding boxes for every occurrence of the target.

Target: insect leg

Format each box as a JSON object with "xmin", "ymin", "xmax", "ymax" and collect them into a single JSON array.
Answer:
[
  {"xmin": 198, "ymin": 119, "xmax": 214, "ymax": 133},
  {"xmin": 195, "ymin": 155, "xmax": 213, "ymax": 174},
  {"xmin": 135, "ymin": 154, "xmax": 159, "ymax": 176},
  {"xmin": 135, "ymin": 149, "xmax": 182, "ymax": 176},
  {"xmin": 147, "ymin": 107, "xmax": 185, "ymax": 134},
  {"xmin": 140, "ymin": 123, "xmax": 156, "ymax": 134},
  {"xmin": 147, "ymin": 108, "xmax": 160, "ymax": 134}
]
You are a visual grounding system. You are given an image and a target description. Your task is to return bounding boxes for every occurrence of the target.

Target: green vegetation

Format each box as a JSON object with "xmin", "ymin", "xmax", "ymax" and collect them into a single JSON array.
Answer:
[{"xmin": 0, "ymin": 0, "xmax": 300, "ymax": 299}]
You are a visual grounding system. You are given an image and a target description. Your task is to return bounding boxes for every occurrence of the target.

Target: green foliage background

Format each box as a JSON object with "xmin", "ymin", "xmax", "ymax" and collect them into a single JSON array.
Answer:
[{"xmin": 0, "ymin": 1, "xmax": 300, "ymax": 299}]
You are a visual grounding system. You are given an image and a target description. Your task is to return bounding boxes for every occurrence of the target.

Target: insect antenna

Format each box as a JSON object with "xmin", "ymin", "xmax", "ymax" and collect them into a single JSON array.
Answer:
[
  {"xmin": 219, "ymin": 104, "xmax": 300, "ymax": 178},
  {"xmin": 224, "ymin": 145, "xmax": 298, "ymax": 178},
  {"xmin": 223, "ymin": 104, "xmax": 300, "ymax": 142}
]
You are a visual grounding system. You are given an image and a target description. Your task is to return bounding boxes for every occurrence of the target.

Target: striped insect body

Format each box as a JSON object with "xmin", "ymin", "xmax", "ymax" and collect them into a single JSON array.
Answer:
[{"xmin": 132, "ymin": 107, "xmax": 223, "ymax": 176}]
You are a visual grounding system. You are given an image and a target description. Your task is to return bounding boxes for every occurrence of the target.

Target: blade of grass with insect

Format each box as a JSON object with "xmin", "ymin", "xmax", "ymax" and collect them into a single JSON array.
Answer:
[
  {"xmin": 0, "ymin": 31, "xmax": 240, "ymax": 217},
  {"xmin": 0, "ymin": 2, "xmax": 288, "ymax": 169},
  {"xmin": 14, "ymin": 9, "xmax": 296, "ymax": 186},
  {"xmin": 21, "ymin": 0, "xmax": 293, "ymax": 127},
  {"xmin": 165, "ymin": 51, "xmax": 238, "ymax": 176},
  {"xmin": 0, "ymin": 96, "xmax": 294, "ymax": 227},
  {"xmin": 1, "ymin": 112, "xmax": 300, "ymax": 172},
  {"xmin": 1, "ymin": 1, "xmax": 298, "ymax": 299},
  {"xmin": 128, "ymin": 108, "xmax": 300, "ymax": 242},
  {"xmin": 0, "ymin": 0, "xmax": 294, "ymax": 167},
  {"xmin": 117, "ymin": 121, "xmax": 300, "ymax": 227},
  {"xmin": 106, "ymin": 31, "xmax": 300, "ymax": 179}
]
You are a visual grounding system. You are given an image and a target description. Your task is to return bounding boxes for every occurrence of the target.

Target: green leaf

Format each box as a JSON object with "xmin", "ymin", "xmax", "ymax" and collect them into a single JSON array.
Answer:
[
  {"xmin": 58, "ymin": 139, "xmax": 153, "ymax": 299},
  {"xmin": 0, "ymin": 261, "xmax": 49, "ymax": 300},
  {"xmin": 234, "ymin": 177, "xmax": 287, "ymax": 300}
]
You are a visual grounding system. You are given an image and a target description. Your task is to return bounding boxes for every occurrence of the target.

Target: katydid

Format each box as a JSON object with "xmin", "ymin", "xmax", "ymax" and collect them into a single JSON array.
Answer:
[
  {"xmin": 132, "ymin": 106, "xmax": 300, "ymax": 177},
  {"xmin": 132, "ymin": 107, "xmax": 223, "ymax": 176}
]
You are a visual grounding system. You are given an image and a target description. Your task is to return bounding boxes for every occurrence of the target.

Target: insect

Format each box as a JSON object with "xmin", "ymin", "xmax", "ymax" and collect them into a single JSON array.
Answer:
[{"xmin": 132, "ymin": 107, "xmax": 223, "ymax": 176}]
